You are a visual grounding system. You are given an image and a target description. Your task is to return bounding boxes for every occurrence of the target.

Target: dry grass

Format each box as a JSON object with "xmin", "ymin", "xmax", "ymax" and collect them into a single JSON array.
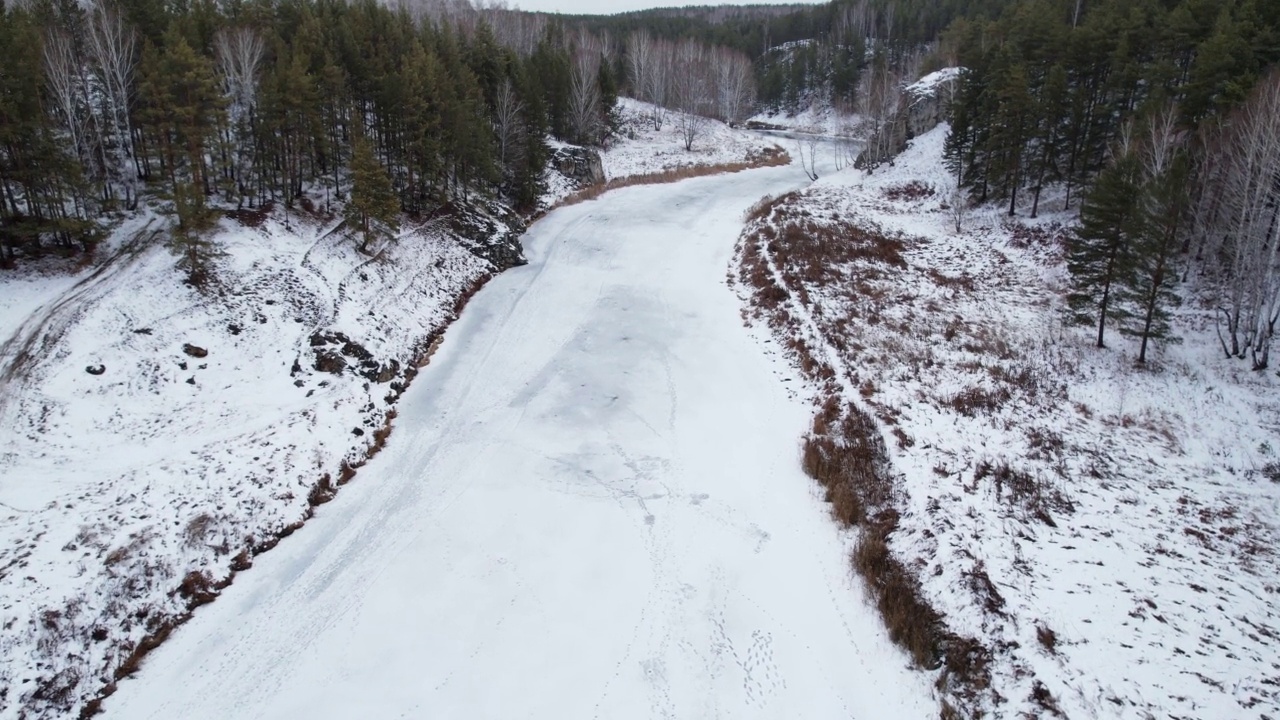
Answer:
[
  {"xmin": 882, "ymin": 181, "xmax": 936, "ymax": 202},
  {"xmin": 974, "ymin": 458, "xmax": 1072, "ymax": 526},
  {"xmin": 735, "ymin": 193, "xmax": 993, "ymax": 718},
  {"xmin": 947, "ymin": 386, "xmax": 1012, "ymax": 416},
  {"xmin": 1037, "ymin": 624, "xmax": 1058, "ymax": 653}
]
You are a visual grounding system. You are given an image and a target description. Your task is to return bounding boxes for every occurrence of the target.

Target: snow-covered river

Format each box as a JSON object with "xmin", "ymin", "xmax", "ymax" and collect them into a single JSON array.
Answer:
[{"xmin": 102, "ymin": 163, "xmax": 933, "ymax": 719}]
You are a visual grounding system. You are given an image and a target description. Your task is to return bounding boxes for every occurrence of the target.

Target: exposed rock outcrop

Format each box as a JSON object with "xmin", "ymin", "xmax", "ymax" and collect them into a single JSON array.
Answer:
[
  {"xmin": 551, "ymin": 146, "xmax": 605, "ymax": 188},
  {"xmin": 857, "ymin": 67, "xmax": 962, "ymax": 170}
]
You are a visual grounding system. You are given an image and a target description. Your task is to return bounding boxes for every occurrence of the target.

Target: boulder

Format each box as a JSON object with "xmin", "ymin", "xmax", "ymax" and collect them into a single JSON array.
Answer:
[
  {"xmin": 551, "ymin": 147, "xmax": 605, "ymax": 188},
  {"xmin": 314, "ymin": 350, "xmax": 346, "ymax": 374}
]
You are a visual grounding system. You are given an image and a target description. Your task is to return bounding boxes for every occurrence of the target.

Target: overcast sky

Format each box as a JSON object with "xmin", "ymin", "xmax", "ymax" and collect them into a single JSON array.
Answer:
[{"xmin": 507, "ymin": 0, "xmax": 827, "ymax": 16}]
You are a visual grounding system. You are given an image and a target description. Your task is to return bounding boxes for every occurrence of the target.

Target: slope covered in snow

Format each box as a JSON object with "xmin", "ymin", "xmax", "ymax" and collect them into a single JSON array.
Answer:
[
  {"xmin": 94, "ymin": 157, "xmax": 935, "ymax": 720},
  {"xmin": 735, "ymin": 125, "xmax": 1280, "ymax": 718},
  {"xmin": 0, "ymin": 199, "xmax": 518, "ymax": 718},
  {"xmin": 604, "ymin": 98, "xmax": 784, "ymax": 178}
]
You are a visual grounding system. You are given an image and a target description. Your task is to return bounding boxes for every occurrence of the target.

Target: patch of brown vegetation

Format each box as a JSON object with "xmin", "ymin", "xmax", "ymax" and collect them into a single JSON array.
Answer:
[
  {"xmin": 883, "ymin": 181, "xmax": 936, "ymax": 202},
  {"xmin": 224, "ymin": 202, "xmax": 275, "ymax": 228},
  {"xmin": 735, "ymin": 191, "xmax": 993, "ymax": 717}
]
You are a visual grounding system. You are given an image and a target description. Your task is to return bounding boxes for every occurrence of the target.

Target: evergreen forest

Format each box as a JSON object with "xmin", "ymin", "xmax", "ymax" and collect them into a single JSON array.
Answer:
[{"xmin": 2, "ymin": 0, "xmax": 1279, "ymax": 367}]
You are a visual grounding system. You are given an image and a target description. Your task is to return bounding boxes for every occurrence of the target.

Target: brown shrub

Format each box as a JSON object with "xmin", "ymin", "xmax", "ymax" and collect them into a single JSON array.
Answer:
[
  {"xmin": 337, "ymin": 459, "xmax": 357, "ymax": 485},
  {"xmin": 891, "ymin": 427, "xmax": 915, "ymax": 449},
  {"xmin": 964, "ymin": 563, "xmax": 1006, "ymax": 615},
  {"xmin": 1037, "ymin": 624, "xmax": 1058, "ymax": 653},
  {"xmin": 307, "ymin": 473, "xmax": 336, "ymax": 507},
  {"xmin": 853, "ymin": 517, "xmax": 942, "ymax": 668},
  {"xmin": 224, "ymin": 202, "xmax": 274, "ymax": 228},
  {"xmin": 182, "ymin": 513, "xmax": 215, "ymax": 548},
  {"xmin": 744, "ymin": 191, "xmax": 796, "ymax": 223},
  {"xmin": 947, "ymin": 386, "xmax": 1012, "ymax": 416},
  {"xmin": 1030, "ymin": 681, "xmax": 1065, "ymax": 716},
  {"xmin": 177, "ymin": 570, "xmax": 218, "ymax": 606},
  {"xmin": 883, "ymin": 181, "xmax": 936, "ymax": 202},
  {"xmin": 974, "ymin": 459, "xmax": 1072, "ymax": 525},
  {"xmin": 115, "ymin": 618, "xmax": 179, "ymax": 680},
  {"xmin": 928, "ymin": 268, "xmax": 975, "ymax": 291}
]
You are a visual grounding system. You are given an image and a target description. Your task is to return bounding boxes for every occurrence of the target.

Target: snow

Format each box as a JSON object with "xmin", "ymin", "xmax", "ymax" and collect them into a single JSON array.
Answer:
[
  {"xmin": 748, "ymin": 104, "xmax": 863, "ymax": 138},
  {"xmin": 905, "ymin": 67, "xmax": 963, "ymax": 97},
  {"xmin": 0, "ymin": 203, "xmax": 509, "ymax": 718},
  {"xmin": 603, "ymin": 98, "xmax": 784, "ymax": 179},
  {"xmin": 93, "ymin": 161, "xmax": 935, "ymax": 718},
  {"xmin": 737, "ymin": 124, "xmax": 1280, "ymax": 718}
]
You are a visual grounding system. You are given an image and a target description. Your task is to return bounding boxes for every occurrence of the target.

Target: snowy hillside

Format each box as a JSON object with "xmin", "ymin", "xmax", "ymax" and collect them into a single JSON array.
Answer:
[
  {"xmin": 747, "ymin": 104, "xmax": 864, "ymax": 138},
  {"xmin": 0, "ymin": 200, "xmax": 519, "ymax": 718},
  {"xmin": 536, "ymin": 98, "xmax": 785, "ymax": 211},
  {"xmin": 605, "ymin": 98, "xmax": 784, "ymax": 178},
  {"xmin": 734, "ymin": 125, "xmax": 1280, "ymax": 718}
]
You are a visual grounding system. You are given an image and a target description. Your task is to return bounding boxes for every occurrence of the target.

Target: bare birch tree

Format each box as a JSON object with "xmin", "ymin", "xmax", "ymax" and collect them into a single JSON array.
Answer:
[
  {"xmin": 628, "ymin": 30, "xmax": 654, "ymax": 105},
  {"xmin": 673, "ymin": 39, "xmax": 710, "ymax": 151},
  {"xmin": 215, "ymin": 26, "xmax": 265, "ymax": 207},
  {"xmin": 85, "ymin": 0, "xmax": 139, "ymax": 208},
  {"xmin": 1195, "ymin": 70, "xmax": 1280, "ymax": 367},
  {"xmin": 644, "ymin": 38, "xmax": 672, "ymax": 130},
  {"xmin": 493, "ymin": 77, "xmax": 524, "ymax": 170},
  {"xmin": 43, "ymin": 29, "xmax": 94, "ymax": 214},
  {"xmin": 43, "ymin": 30, "xmax": 86, "ymax": 162},
  {"xmin": 568, "ymin": 31, "xmax": 603, "ymax": 145},
  {"xmin": 714, "ymin": 48, "xmax": 755, "ymax": 125},
  {"xmin": 855, "ymin": 50, "xmax": 905, "ymax": 168}
]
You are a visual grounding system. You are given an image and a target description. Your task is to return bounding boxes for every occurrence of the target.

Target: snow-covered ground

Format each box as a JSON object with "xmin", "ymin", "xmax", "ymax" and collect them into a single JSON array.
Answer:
[
  {"xmin": 748, "ymin": 103, "xmax": 863, "ymax": 138},
  {"xmin": 94, "ymin": 158, "xmax": 935, "ymax": 719},
  {"xmin": 0, "ymin": 200, "xmax": 518, "ymax": 718},
  {"xmin": 735, "ymin": 125, "xmax": 1280, "ymax": 718},
  {"xmin": 535, "ymin": 98, "xmax": 785, "ymax": 211},
  {"xmin": 604, "ymin": 98, "xmax": 784, "ymax": 179}
]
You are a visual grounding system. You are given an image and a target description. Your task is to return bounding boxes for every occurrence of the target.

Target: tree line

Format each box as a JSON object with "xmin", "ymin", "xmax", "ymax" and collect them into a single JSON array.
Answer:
[
  {"xmin": 0, "ymin": 0, "xmax": 673, "ymax": 276},
  {"xmin": 939, "ymin": 0, "xmax": 1280, "ymax": 367}
]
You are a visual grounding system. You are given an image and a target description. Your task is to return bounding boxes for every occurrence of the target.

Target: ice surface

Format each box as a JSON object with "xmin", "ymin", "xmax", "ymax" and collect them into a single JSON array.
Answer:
[{"xmin": 97, "ymin": 161, "xmax": 935, "ymax": 719}]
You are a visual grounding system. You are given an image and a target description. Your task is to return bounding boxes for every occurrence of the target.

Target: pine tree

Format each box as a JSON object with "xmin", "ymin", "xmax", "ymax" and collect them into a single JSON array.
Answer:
[
  {"xmin": 346, "ymin": 134, "xmax": 398, "ymax": 254},
  {"xmin": 401, "ymin": 41, "xmax": 444, "ymax": 213},
  {"xmin": 597, "ymin": 59, "xmax": 620, "ymax": 138},
  {"xmin": 1067, "ymin": 150, "xmax": 1143, "ymax": 349},
  {"xmin": 170, "ymin": 174, "xmax": 219, "ymax": 286},
  {"xmin": 1119, "ymin": 141, "xmax": 1188, "ymax": 364}
]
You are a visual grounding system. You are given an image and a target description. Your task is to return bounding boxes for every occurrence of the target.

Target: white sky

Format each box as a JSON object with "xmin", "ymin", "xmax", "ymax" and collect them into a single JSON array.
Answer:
[{"xmin": 508, "ymin": 0, "xmax": 828, "ymax": 16}]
